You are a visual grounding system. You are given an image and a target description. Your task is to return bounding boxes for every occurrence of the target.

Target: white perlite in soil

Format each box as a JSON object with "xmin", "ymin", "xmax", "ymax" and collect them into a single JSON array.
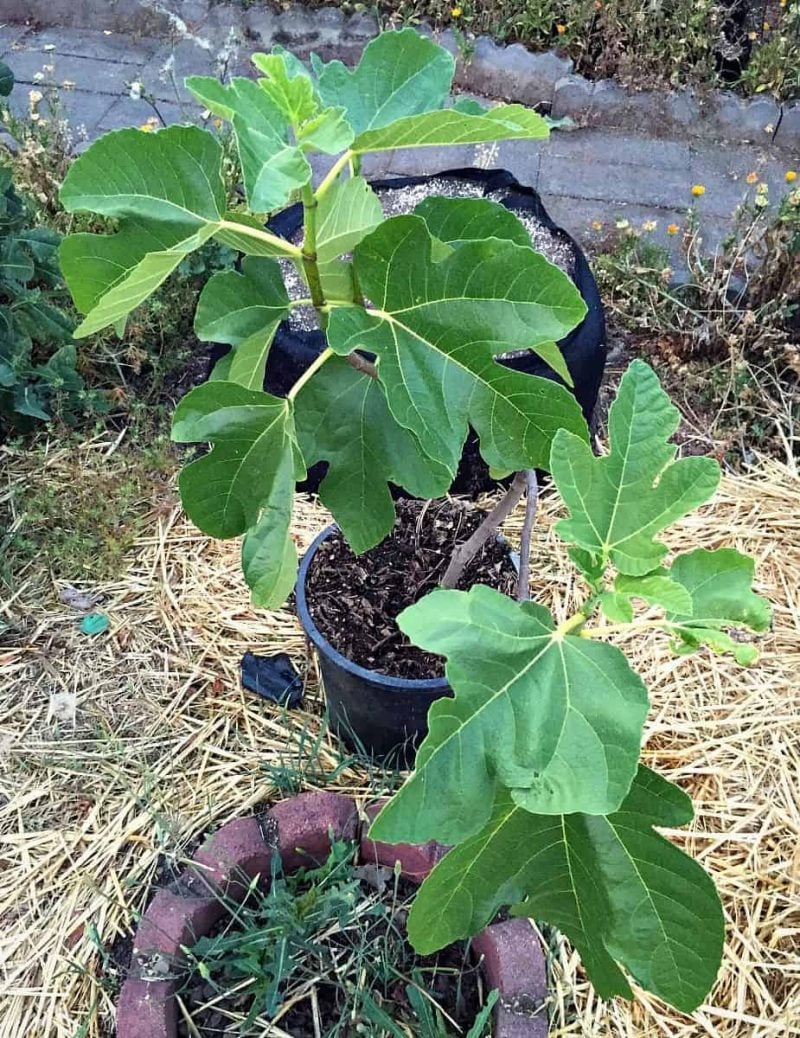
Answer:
[{"xmin": 282, "ymin": 177, "xmax": 577, "ymax": 336}]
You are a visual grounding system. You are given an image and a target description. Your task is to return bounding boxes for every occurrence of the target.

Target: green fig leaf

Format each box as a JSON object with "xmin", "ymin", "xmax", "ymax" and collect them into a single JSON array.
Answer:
[
  {"xmin": 352, "ymin": 103, "xmax": 549, "ymax": 154},
  {"xmin": 296, "ymin": 106, "xmax": 354, "ymax": 154},
  {"xmin": 551, "ymin": 360, "xmax": 721, "ymax": 576},
  {"xmin": 369, "ymin": 585, "xmax": 649, "ymax": 846},
  {"xmin": 60, "ymin": 126, "xmax": 225, "ymax": 225},
  {"xmin": 599, "ymin": 591, "xmax": 634, "ymax": 623},
  {"xmin": 251, "ymin": 50, "xmax": 318, "ymax": 125},
  {"xmin": 186, "ymin": 76, "xmax": 311, "ymax": 211},
  {"xmin": 413, "ymin": 196, "xmax": 531, "ymax": 249},
  {"xmin": 405, "ymin": 766, "xmax": 724, "ymax": 1014},
  {"xmin": 59, "ymin": 127, "xmax": 226, "ymax": 336},
  {"xmin": 241, "ymin": 442, "xmax": 299, "ymax": 608},
  {"xmin": 171, "ymin": 381, "xmax": 301, "ymax": 542},
  {"xmin": 667, "ymin": 547, "xmax": 771, "ymax": 663},
  {"xmin": 294, "ymin": 356, "xmax": 451, "ymax": 554},
  {"xmin": 194, "ymin": 257, "xmax": 290, "ymax": 390},
  {"xmin": 615, "ymin": 570, "xmax": 694, "ymax": 614},
  {"xmin": 316, "ymin": 176, "xmax": 383, "ymax": 265},
  {"xmin": 316, "ymin": 29, "xmax": 454, "ymax": 136},
  {"xmin": 326, "ymin": 215, "xmax": 588, "ymax": 477}
]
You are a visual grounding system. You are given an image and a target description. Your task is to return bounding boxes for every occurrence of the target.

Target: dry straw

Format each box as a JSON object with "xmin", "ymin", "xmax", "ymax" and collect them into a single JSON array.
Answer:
[{"xmin": 1, "ymin": 442, "xmax": 798, "ymax": 1037}]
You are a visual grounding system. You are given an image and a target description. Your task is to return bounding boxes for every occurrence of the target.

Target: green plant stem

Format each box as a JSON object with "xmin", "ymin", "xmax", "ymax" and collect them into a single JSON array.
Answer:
[
  {"xmin": 301, "ymin": 183, "xmax": 326, "ymax": 327},
  {"xmin": 555, "ymin": 611, "xmax": 588, "ymax": 637},
  {"xmin": 316, "ymin": 151, "xmax": 355, "ymax": 200},
  {"xmin": 287, "ymin": 347, "xmax": 334, "ymax": 400},
  {"xmin": 217, "ymin": 219, "xmax": 302, "ymax": 259}
]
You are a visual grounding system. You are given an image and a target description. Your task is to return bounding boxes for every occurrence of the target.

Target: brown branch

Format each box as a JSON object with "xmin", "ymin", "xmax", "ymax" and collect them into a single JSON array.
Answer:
[
  {"xmin": 441, "ymin": 471, "xmax": 528, "ymax": 590},
  {"xmin": 345, "ymin": 352, "xmax": 378, "ymax": 379},
  {"xmin": 516, "ymin": 469, "xmax": 539, "ymax": 602}
]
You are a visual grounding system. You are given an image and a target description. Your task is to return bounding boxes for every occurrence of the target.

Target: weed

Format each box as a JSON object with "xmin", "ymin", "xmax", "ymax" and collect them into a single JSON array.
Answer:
[
  {"xmin": 593, "ymin": 184, "xmax": 799, "ymax": 463},
  {"xmin": 182, "ymin": 840, "xmax": 495, "ymax": 1036}
]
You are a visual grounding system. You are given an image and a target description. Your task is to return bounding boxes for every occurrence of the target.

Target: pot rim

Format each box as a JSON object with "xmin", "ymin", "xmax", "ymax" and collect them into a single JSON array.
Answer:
[{"xmin": 296, "ymin": 523, "xmax": 450, "ymax": 693}]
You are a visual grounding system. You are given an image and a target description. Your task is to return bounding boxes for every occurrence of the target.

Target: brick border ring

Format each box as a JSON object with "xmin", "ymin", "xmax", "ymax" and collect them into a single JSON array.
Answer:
[{"xmin": 117, "ymin": 791, "xmax": 548, "ymax": 1038}]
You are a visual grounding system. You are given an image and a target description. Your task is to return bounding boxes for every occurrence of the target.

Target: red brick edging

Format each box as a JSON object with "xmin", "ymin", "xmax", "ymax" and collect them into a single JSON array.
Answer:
[{"xmin": 117, "ymin": 791, "xmax": 547, "ymax": 1038}]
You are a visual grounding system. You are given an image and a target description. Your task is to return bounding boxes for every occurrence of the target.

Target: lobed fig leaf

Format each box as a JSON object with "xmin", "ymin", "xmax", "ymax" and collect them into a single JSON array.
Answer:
[
  {"xmin": 369, "ymin": 585, "xmax": 649, "ymax": 846},
  {"xmin": 195, "ymin": 257, "xmax": 290, "ymax": 389},
  {"xmin": 407, "ymin": 766, "xmax": 724, "ymax": 1014},
  {"xmin": 294, "ymin": 356, "xmax": 451, "ymax": 553},
  {"xmin": 326, "ymin": 214, "xmax": 588, "ymax": 476},
  {"xmin": 315, "ymin": 29, "xmax": 454, "ymax": 135},
  {"xmin": 551, "ymin": 359, "xmax": 721, "ymax": 576},
  {"xmin": 667, "ymin": 547, "xmax": 771, "ymax": 663}
]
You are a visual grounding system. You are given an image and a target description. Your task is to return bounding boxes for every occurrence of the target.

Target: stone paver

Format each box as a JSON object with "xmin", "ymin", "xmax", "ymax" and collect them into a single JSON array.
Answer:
[{"xmin": 1, "ymin": 15, "xmax": 796, "ymax": 260}]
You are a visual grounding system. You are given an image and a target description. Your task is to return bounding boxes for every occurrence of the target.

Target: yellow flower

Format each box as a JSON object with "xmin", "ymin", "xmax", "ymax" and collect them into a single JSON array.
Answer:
[
  {"xmin": 139, "ymin": 119, "xmax": 158, "ymax": 132},
  {"xmin": 642, "ymin": 220, "xmax": 657, "ymax": 232},
  {"xmin": 450, "ymin": 5, "xmax": 462, "ymax": 17},
  {"xmin": 763, "ymin": 21, "xmax": 770, "ymax": 30},
  {"xmin": 667, "ymin": 223, "xmax": 679, "ymax": 235},
  {"xmin": 556, "ymin": 23, "xmax": 567, "ymax": 34},
  {"xmin": 786, "ymin": 170, "xmax": 798, "ymax": 183},
  {"xmin": 591, "ymin": 219, "xmax": 603, "ymax": 230},
  {"xmin": 748, "ymin": 31, "xmax": 757, "ymax": 40},
  {"xmin": 746, "ymin": 171, "xmax": 758, "ymax": 184},
  {"xmin": 691, "ymin": 184, "xmax": 706, "ymax": 197}
]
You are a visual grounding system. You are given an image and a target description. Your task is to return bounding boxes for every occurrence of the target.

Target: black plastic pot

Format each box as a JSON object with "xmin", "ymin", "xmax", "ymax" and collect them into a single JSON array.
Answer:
[
  {"xmin": 296, "ymin": 523, "xmax": 519, "ymax": 763},
  {"xmin": 296, "ymin": 524, "xmax": 449, "ymax": 763},
  {"xmin": 260, "ymin": 166, "xmax": 607, "ymax": 496}
]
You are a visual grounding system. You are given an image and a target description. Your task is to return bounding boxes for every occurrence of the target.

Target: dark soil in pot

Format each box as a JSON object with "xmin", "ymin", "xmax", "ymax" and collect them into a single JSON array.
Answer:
[
  {"xmin": 303, "ymin": 498, "xmax": 517, "ymax": 680},
  {"xmin": 176, "ymin": 840, "xmax": 492, "ymax": 1037}
]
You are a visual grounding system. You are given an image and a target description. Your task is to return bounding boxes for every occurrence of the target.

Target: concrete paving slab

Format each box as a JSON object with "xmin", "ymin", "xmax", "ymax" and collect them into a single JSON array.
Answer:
[
  {"xmin": 7, "ymin": 50, "xmax": 131, "ymax": 95},
  {"xmin": 20, "ymin": 28, "xmax": 159, "ymax": 65},
  {"xmin": 539, "ymin": 151, "xmax": 692, "ymax": 209}
]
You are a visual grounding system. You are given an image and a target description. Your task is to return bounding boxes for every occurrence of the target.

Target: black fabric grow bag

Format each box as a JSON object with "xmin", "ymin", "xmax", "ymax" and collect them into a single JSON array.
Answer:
[{"xmin": 214, "ymin": 167, "xmax": 607, "ymax": 494}]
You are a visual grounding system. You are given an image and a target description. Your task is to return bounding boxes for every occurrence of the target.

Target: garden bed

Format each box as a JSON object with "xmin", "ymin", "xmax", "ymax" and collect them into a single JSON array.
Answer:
[{"xmin": 1, "ymin": 445, "xmax": 798, "ymax": 1037}]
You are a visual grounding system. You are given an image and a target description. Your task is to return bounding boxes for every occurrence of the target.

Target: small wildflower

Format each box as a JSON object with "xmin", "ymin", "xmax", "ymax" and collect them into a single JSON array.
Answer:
[
  {"xmin": 660, "ymin": 266, "xmax": 673, "ymax": 282},
  {"xmin": 556, "ymin": 23, "xmax": 567, "ymax": 34},
  {"xmin": 667, "ymin": 223, "xmax": 679, "ymax": 235},
  {"xmin": 746, "ymin": 171, "xmax": 758, "ymax": 184},
  {"xmin": 30, "ymin": 111, "xmax": 41, "ymax": 122},
  {"xmin": 139, "ymin": 118, "xmax": 158, "ymax": 133},
  {"xmin": 32, "ymin": 71, "xmax": 44, "ymax": 82},
  {"xmin": 61, "ymin": 79, "xmax": 75, "ymax": 90},
  {"xmin": 789, "ymin": 190, "xmax": 800, "ymax": 207},
  {"xmin": 450, "ymin": 5, "xmax": 462, "ymax": 16},
  {"xmin": 615, "ymin": 218, "xmax": 630, "ymax": 230},
  {"xmin": 757, "ymin": 182, "xmax": 768, "ymax": 193},
  {"xmin": 28, "ymin": 89, "xmax": 43, "ymax": 105},
  {"xmin": 129, "ymin": 81, "xmax": 143, "ymax": 101},
  {"xmin": 754, "ymin": 193, "xmax": 769, "ymax": 208},
  {"xmin": 42, "ymin": 64, "xmax": 54, "ymax": 73},
  {"xmin": 763, "ymin": 21, "xmax": 770, "ymax": 30},
  {"xmin": 748, "ymin": 30, "xmax": 757, "ymax": 40},
  {"xmin": 786, "ymin": 170, "xmax": 797, "ymax": 183},
  {"xmin": 691, "ymin": 184, "xmax": 706, "ymax": 197},
  {"xmin": 642, "ymin": 220, "xmax": 657, "ymax": 232},
  {"xmin": 212, "ymin": 116, "xmax": 223, "ymax": 129},
  {"xmin": 591, "ymin": 219, "xmax": 603, "ymax": 230}
]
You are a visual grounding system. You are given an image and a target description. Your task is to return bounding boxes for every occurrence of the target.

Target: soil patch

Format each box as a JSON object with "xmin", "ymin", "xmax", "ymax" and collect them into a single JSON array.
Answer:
[{"xmin": 303, "ymin": 498, "xmax": 517, "ymax": 679}]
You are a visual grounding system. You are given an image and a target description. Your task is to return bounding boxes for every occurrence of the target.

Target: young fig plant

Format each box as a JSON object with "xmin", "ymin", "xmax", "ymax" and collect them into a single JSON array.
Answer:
[
  {"xmin": 56, "ymin": 29, "xmax": 589, "ymax": 610},
  {"xmin": 370, "ymin": 360, "xmax": 771, "ymax": 1014}
]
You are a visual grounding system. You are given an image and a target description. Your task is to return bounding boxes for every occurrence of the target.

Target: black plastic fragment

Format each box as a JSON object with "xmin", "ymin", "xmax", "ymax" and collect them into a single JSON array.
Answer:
[{"xmin": 240, "ymin": 651, "xmax": 304, "ymax": 707}]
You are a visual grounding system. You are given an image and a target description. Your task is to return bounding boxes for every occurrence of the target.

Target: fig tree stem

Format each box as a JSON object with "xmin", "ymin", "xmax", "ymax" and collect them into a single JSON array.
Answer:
[
  {"xmin": 301, "ymin": 183, "xmax": 327, "ymax": 327},
  {"xmin": 516, "ymin": 469, "xmax": 539, "ymax": 602},
  {"xmin": 441, "ymin": 471, "xmax": 528, "ymax": 590}
]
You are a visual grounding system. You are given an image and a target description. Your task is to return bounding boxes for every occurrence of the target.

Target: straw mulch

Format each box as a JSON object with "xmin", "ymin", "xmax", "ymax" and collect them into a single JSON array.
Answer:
[{"xmin": 0, "ymin": 442, "xmax": 798, "ymax": 1038}]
